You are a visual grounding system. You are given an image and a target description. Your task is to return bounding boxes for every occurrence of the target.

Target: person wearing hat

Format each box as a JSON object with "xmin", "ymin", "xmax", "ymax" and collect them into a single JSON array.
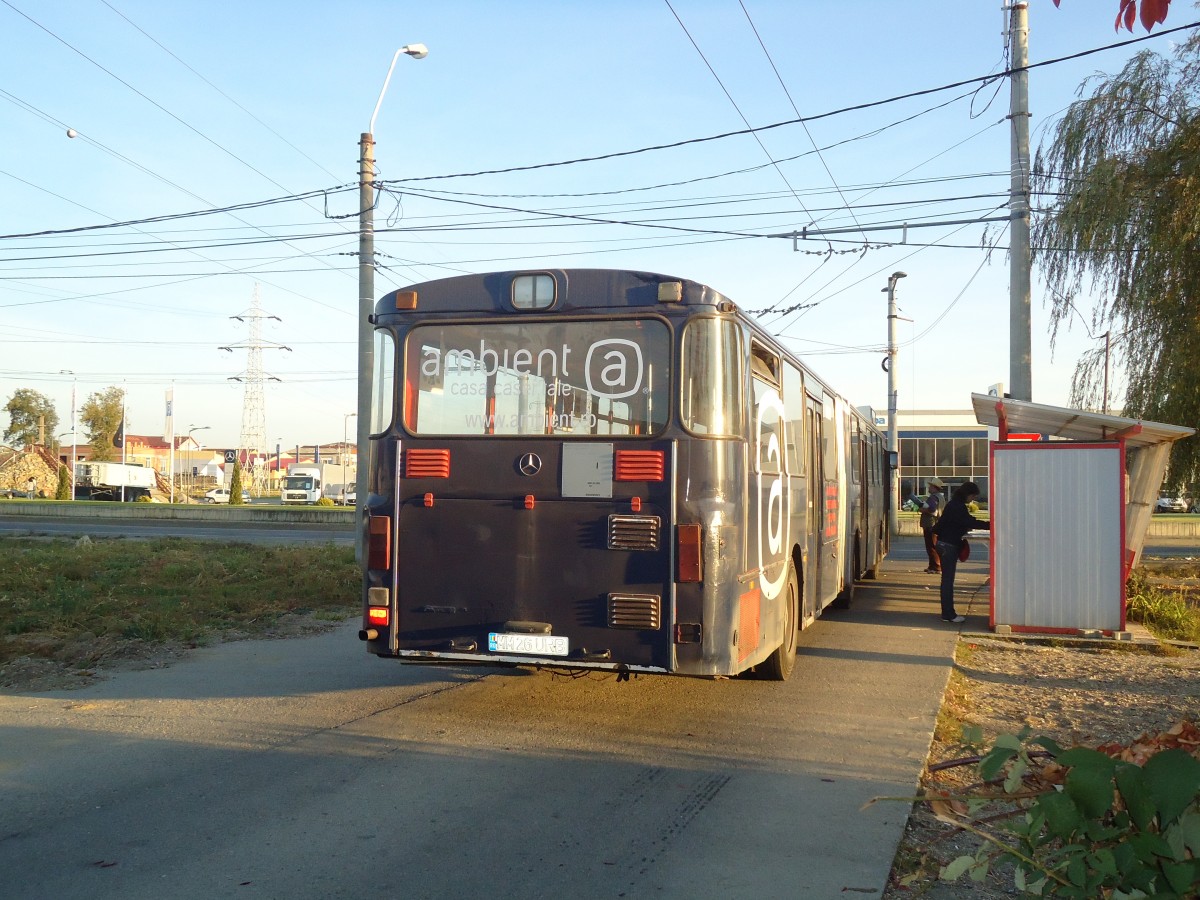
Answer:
[
  {"xmin": 920, "ymin": 477, "xmax": 945, "ymax": 574},
  {"xmin": 933, "ymin": 481, "xmax": 992, "ymax": 623}
]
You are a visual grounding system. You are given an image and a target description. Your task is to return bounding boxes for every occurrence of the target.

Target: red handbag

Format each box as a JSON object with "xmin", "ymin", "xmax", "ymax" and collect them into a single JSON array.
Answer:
[{"xmin": 959, "ymin": 539, "xmax": 970, "ymax": 562}]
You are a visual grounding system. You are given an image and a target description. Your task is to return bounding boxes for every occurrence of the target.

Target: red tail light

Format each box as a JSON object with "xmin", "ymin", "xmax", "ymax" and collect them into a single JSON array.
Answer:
[
  {"xmin": 367, "ymin": 605, "xmax": 390, "ymax": 627},
  {"xmin": 615, "ymin": 449, "xmax": 665, "ymax": 481},
  {"xmin": 368, "ymin": 515, "xmax": 392, "ymax": 570},
  {"xmin": 406, "ymin": 448, "xmax": 450, "ymax": 478},
  {"xmin": 678, "ymin": 524, "xmax": 702, "ymax": 582}
]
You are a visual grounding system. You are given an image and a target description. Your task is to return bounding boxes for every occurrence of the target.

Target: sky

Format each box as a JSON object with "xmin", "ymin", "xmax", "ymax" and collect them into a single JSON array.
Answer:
[{"xmin": 2, "ymin": 0, "xmax": 1195, "ymax": 456}]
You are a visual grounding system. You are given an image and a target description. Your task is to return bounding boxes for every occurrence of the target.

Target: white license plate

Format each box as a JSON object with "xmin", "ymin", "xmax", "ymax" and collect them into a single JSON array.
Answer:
[{"xmin": 488, "ymin": 633, "xmax": 569, "ymax": 657}]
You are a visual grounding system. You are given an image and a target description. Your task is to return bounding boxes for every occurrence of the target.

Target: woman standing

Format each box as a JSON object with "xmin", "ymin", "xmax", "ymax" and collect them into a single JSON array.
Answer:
[{"xmin": 934, "ymin": 481, "xmax": 990, "ymax": 623}]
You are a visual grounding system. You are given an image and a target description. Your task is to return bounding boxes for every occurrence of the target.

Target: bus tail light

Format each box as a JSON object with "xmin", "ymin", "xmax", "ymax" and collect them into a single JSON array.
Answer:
[
  {"xmin": 366, "ymin": 586, "xmax": 390, "ymax": 630},
  {"xmin": 368, "ymin": 515, "xmax": 392, "ymax": 570},
  {"xmin": 677, "ymin": 524, "xmax": 702, "ymax": 582},
  {"xmin": 405, "ymin": 448, "xmax": 450, "ymax": 478},
  {"xmin": 615, "ymin": 450, "xmax": 664, "ymax": 481}
]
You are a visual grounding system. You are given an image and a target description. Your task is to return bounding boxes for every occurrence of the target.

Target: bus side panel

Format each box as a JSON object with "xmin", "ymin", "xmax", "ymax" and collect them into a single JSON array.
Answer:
[{"xmin": 673, "ymin": 436, "xmax": 786, "ymax": 676}]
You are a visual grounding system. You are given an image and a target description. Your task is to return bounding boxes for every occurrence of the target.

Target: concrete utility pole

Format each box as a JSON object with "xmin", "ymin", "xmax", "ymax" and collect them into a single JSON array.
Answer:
[
  {"xmin": 885, "ymin": 271, "xmax": 906, "ymax": 537},
  {"xmin": 1008, "ymin": 1, "xmax": 1033, "ymax": 401},
  {"xmin": 357, "ymin": 43, "xmax": 427, "ymax": 564}
]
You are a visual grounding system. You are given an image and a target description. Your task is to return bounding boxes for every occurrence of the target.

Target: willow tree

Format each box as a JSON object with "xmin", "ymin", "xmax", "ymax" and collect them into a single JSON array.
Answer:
[{"xmin": 1032, "ymin": 29, "xmax": 1200, "ymax": 487}]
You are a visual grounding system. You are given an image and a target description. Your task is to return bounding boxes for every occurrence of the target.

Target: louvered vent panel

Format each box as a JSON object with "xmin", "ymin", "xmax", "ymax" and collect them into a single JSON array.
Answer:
[
  {"xmin": 608, "ymin": 515, "xmax": 660, "ymax": 550},
  {"xmin": 608, "ymin": 593, "xmax": 661, "ymax": 630},
  {"xmin": 405, "ymin": 448, "xmax": 451, "ymax": 478},
  {"xmin": 614, "ymin": 450, "xmax": 665, "ymax": 482}
]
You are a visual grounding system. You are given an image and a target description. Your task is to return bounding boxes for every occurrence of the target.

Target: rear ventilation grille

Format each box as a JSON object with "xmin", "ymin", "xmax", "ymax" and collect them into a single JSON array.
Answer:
[
  {"xmin": 405, "ymin": 448, "xmax": 450, "ymax": 478},
  {"xmin": 608, "ymin": 593, "xmax": 661, "ymax": 630},
  {"xmin": 608, "ymin": 515, "xmax": 660, "ymax": 551},
  {"xmin": 614, "ymin": 449, "xmax": 665, "ymax": 481}
]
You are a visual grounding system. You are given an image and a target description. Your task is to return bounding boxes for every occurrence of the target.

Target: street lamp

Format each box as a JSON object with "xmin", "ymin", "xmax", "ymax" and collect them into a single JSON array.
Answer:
[
  {"xmin": 60, "ymin": 370, "xmax": 76, "ymax": 500},
  {"xmin": 343, "ymin": 413, "xmax": 357, "ymax": 466},
  {"xmin": 187, "ymin": 425, "xmax": 210, "ymax": 502},
  {"xmin": 358, "ymin": 43, "xmax": 427, "ymax": 562},
  {"xmin": 884, "ymin": 272, "xmax": 907, "ymax": 537}
]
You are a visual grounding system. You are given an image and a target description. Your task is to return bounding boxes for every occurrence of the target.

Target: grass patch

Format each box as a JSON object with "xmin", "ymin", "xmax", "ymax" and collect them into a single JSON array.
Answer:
[
  {"xmin": 1127, "ymin": 567, "xmax": 1200, "ymax": 643},
  {"xmin": 0, "ymin": 537, "xmax": 359, "ymax": 666}
]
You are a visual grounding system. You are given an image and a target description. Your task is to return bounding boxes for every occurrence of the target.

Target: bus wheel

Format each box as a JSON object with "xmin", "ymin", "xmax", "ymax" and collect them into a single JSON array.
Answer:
[
  {"xmin": 761, "ymin": 564, "xmax": 799, "ymax": 681},
  {"xmin": 832, "ymin": 573, "xmax": 855, "ymax": 610}
]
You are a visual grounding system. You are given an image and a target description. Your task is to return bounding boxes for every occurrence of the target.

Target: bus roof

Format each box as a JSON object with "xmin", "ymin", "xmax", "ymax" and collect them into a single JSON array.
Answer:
[{"xmin": 377, "ymin": 268, "xmax": 733, "ymax": 316}]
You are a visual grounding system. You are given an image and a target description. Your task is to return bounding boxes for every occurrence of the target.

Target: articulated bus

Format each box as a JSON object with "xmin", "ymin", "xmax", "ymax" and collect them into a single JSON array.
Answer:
[{"xmin": 360, "ymin": 269, "xmax": 888, "ymax": 680}]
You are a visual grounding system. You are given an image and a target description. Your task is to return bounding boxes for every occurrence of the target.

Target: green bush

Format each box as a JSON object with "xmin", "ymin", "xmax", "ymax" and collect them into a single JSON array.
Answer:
[
  {"xmin": 937, "ymin": 726, "xmax": 1200, "ymax": 897},
  {"xmin": 315, "ymin": 497, "xmax": 335, "ymax": 507}
]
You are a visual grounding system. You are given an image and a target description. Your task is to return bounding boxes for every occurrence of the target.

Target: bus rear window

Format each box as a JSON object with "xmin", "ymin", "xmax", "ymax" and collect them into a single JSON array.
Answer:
[{"xmin": 404, "ymin": 319, "xmax": 670, "ymax": 436}]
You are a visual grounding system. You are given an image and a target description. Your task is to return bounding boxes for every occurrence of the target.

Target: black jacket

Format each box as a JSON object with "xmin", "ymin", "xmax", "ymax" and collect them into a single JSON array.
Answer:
[{"xmin": 934, "ymin": 498, "xmax": 990, "ymax": 545}]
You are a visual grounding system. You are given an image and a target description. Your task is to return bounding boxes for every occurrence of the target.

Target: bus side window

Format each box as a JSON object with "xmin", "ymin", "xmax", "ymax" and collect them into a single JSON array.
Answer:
[
  {"xmin": 681, "ymin": 318, "xmax": 744, "ymax": 437},
  {"xmin": 373, "ymin": 328, "xmax": 397, "ymax": 434},
  {"xmin": 751, "ymin": 375, "xmax": 782, "ymax": 473},
  {"xmin": 783, "ymin": 363, "xmax": 804, "ymax": 476}
]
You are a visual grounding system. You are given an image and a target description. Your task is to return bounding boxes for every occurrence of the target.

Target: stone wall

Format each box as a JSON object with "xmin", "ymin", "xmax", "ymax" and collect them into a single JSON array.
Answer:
[{"xmin": 0, "ymin": 446, "xmax": 67, "ymax": 497}]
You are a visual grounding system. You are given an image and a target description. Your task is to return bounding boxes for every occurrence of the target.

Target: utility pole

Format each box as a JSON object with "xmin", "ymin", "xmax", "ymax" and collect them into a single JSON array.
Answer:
[
  {"xmin": 885, "ymin": 271, "xmax": 906, "ymax": 537},
  {"xmin": 1008, "ymin": 1, "xmax": 1032, "ymax": 401},
  {"xmin": 357, "ymin": 43, "xmax": 427, "ymax": 564}
]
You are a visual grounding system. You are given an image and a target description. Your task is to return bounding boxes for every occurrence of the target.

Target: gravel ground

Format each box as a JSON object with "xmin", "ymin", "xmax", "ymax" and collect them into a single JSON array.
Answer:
[{"xmin": 882, "ymin": 635, "xmax": 1200, "ymax": 898}]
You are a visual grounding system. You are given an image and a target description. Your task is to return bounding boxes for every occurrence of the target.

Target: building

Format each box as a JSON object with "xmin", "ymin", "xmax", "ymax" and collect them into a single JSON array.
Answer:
[{"xmin": 869, "ymin": 408, "xmax": 992, "ymax": 505}]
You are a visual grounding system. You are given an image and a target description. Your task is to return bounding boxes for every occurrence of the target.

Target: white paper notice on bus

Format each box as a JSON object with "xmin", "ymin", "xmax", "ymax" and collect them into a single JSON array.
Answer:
[
  {"xmin": 488, "ymin": 633, "xmax": 570, "ymax": 656},
  {"xmin": 561, "ymin": 443, "xmax": 613, "ymax": 498}
]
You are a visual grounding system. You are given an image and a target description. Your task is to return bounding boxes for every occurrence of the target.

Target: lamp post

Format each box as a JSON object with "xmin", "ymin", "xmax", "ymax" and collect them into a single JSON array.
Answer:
[
  {"xmin": 343, "ymin": 413, "xmax": 357, "ymax": 466},
  {"xmin": 884, "ymin": 271, "xmax": 907, "ymax": 537},
  {"xmin": 187, "ymin": 425, "xmax": 210, "ymax": 502},
  {"xmin": 358, "ymin": 43, "xmax": 428, "ymax": 562},
  {"xmin": 60, "ymin": 370, "xmax": 76, "ymax": 499}
]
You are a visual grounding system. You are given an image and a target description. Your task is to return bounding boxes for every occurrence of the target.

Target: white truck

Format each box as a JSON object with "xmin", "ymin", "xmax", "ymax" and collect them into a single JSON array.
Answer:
[
  {"xmin": 74, "ymin": 462, "xmax": 157, "ymax": 501},
  {"xmin": 281, "ymin": 463, "xmax": 353, "ymax": 505}
]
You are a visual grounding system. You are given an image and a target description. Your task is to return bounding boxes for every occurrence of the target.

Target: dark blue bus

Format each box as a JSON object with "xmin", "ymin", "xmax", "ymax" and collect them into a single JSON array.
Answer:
[{"xmin": 360, "ymin": 269, "xmax": 887, "ymax": 679}]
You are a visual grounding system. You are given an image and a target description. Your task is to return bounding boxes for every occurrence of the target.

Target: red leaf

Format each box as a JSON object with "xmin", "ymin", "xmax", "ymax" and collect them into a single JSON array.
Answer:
[
  {"xmin": 1117, "ymin": 0, "xmax": 1138, "ymax": 32},
  {"xmin": 1142, "ymin": 0, "xmax": 1171, "ymax": 29}
]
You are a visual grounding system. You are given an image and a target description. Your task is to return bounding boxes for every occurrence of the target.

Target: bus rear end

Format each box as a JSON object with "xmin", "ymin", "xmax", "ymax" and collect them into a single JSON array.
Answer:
[{"xmin": 361, "ymin": 271, "xmax": 685, "ymax": 676}]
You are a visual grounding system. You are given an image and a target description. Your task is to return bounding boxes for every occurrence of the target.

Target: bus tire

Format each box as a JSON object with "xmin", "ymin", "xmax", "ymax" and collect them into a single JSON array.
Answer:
[
  {"xmin": 761, "ymin": 564, "xmax": 799, "ymax": 682},
  {"xmin": 832, "ymin": 575, "xmax": 854, "ymax": 610}
]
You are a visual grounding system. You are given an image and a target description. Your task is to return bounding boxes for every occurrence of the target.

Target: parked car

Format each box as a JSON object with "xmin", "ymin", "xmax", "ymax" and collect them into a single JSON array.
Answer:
[
  {"xmin": 204, "ymin": 486, "xmax": 251, "ymax": 504},
  {"xmin": 1155, "ymin": 493, "xmax": 1188, "ymax": 513},
  {"xmin": 339, "ymin": 486, "xmax": 356, "ymax": 506}
]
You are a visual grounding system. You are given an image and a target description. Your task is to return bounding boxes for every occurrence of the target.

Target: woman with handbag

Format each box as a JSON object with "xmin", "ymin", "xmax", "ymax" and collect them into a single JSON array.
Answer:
[{"xmin": 932, "ymin": 481, "xmax": 991, "ymax": 623}]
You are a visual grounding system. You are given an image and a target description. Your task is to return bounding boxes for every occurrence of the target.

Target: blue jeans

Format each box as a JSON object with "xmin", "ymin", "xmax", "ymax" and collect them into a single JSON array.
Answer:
[{"xmin": 936, "ymin": 540, "xmax": 960, "ymax": 619}]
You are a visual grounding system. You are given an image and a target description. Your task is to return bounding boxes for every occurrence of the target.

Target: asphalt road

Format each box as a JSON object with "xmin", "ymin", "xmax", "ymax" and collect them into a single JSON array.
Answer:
[{"xmin": 0, "ymin": 537, "xmax": 968, "ymax": 899}]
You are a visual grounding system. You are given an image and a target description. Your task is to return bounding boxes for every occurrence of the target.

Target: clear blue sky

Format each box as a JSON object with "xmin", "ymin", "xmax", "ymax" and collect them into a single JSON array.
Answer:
[{"xmin": 1, "ymin": 0, "xmax": 1193, "ymax": 454}]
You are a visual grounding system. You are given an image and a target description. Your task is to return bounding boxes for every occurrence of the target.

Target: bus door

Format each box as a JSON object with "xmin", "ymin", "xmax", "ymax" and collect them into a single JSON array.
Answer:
[
  {"xmin": 749, "ymin": 358, "xmax": 788, "ymax": 657},
  {"xmin": 818, "ymin": 394, "xmax": 842, "ymax": 606},
  {"xmin": 804, "ymin": 395, "xmax": 822, "ymax": 622}
]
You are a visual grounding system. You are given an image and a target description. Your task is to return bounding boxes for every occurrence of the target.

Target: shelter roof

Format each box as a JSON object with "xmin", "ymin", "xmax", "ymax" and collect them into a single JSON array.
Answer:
[{"xmin": 970, "ymin": 394, "xmax": 1194, "ymax": 448}]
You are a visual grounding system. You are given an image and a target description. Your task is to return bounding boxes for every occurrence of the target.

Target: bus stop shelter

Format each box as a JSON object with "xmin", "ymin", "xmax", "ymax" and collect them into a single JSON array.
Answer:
[{"xmin": 970, "ymin": 393, "xmax": 1194, "ymax": 635}]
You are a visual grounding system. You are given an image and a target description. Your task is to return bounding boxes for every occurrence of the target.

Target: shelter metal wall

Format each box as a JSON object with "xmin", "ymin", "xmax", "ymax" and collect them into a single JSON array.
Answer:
[{"xmin": 992, "ymin": 443, "xmax": 1123, "ymax": 632}]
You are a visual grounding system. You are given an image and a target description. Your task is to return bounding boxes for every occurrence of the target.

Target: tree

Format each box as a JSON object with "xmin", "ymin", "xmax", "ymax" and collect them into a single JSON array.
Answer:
[
  {"xmin": 55, "ymin": 465, "xmax": 71, "ymax": 500},
  {"xmin": 1032, "ymin": 30, "xmax": 1200, "ymax": 486},
  {"xmin": 4, "ymin": 389, "xmax": 59, "ymax": 449},
  {"xmin": 79, "ymin": 386, "xmax": 125, "ymax": 463},
  {"xmin": 1052, "ymin": 0, "xmax": 1173, "ymax": 32},
  {"xmin": 229, "ymin": 459, "xmax": 245, "ymax": 505}
]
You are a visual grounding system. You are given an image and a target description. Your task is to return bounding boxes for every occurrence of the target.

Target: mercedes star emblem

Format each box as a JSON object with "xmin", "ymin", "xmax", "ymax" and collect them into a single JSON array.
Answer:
[{"xmin": 518, "ymin": 452, "xmax": 542, "ymax": 476}]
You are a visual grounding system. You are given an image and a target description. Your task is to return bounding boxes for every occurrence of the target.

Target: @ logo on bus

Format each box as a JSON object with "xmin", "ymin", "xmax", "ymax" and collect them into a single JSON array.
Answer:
[
  {"xmin": 584, "ymin": 340, "xmax": 644, "ymax": 400},
  {"xmin": 756, "ymin": 389, "xmax": 790, "ymax": 601}
]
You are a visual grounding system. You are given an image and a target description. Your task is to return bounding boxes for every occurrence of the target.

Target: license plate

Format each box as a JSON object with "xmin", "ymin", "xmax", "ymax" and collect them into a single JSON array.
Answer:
[{"xmin": 488, "ymin": 633, "xmax": 569, "ymax": 657}]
